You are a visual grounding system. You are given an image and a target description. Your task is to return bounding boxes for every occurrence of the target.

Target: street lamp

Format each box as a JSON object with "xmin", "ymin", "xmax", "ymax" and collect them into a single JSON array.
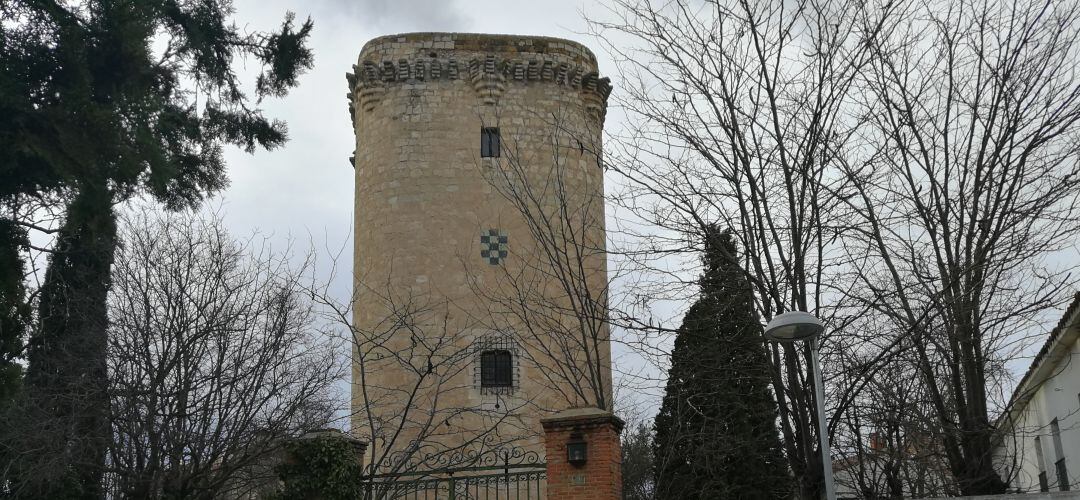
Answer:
[{"xmin": 765, "ymin": 311, "xmax": 836, "ymax": 500}]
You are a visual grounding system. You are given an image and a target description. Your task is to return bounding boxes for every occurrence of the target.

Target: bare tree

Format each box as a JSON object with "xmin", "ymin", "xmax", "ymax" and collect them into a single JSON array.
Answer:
[
  {"xmin": 303, "ymin": 249, "xmax": 534, "ymax": 500},
  {"xmin": 100, "ymin": 206, "xmax": 341, "ymax": 499},
  {"xmin": 620, "ymin": 422, "xmax": 655, "ymax": 500},
  {"xmin": 591, "ymin": 0, "xmax": 1080, "ymax": 496},
  {"xmin": 833, "ymin": 345, "xmax": 954, "ymax": 498},
  {"xmin": 467, "ymin": 109, "xmax": 615, "ymax": 413},
  {"xmin": 589, "ymin": 0, "xmax": 895, "ymax": 496},
  {"xmin": 337, "ymin": 284, "xmax": 528, "ymax": 472},
  {"xmin": 837, "ymin": 0, "xmax": 1080, "ymax": 493}
]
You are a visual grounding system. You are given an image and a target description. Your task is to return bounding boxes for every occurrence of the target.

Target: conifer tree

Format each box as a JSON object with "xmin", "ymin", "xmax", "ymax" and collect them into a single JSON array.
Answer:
[
  {"xmin": 0, "ymin": 220, "xmax": 28, "ymax": 404},
  {"xmin": 0, "ymin": 1, "xmax": 314, "ymax": 496},
  {"xmin": 653, "ymin": 227, "xmax": 792, "ymax": 498}
]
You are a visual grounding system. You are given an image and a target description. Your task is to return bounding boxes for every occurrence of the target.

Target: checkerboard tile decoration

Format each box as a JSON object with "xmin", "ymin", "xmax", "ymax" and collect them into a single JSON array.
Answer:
[{"xmin": 480, "ymin": 229, "xmax": 508, "ymax": 265}]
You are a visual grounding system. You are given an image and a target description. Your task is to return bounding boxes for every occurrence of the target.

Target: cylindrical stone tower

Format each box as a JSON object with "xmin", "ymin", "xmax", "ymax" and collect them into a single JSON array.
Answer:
[{"xmin": 347, "ymin": 33, "xmax": 612, "ymax": 470}]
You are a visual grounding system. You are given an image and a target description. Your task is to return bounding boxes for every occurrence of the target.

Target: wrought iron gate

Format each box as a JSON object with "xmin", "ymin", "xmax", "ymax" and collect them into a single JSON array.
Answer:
[{"xmin": 362, "ymin": 447, "xmax": 546, "ymax": 500}]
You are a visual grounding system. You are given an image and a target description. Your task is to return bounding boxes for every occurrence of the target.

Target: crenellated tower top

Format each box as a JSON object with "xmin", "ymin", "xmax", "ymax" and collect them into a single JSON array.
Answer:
[{"xmin": 345, "ymin": 33, "xmax": 612, "ymax": 123}]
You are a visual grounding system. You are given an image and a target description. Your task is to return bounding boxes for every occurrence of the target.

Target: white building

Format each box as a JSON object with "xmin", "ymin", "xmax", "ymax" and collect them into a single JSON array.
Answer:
[{"xmin": 995, "ymin": 293, "xmax": 1080, "ymax": 493}]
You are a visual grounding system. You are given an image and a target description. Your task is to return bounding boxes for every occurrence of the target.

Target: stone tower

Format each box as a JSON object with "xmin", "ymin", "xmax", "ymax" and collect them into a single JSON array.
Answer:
[{"xmin": 346, "ymin": 33, "xmax": 613, "ymax": 469}]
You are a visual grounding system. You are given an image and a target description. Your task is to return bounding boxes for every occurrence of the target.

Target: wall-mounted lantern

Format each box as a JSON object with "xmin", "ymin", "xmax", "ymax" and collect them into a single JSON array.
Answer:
[{"xmin": 567, "ymin": 432, "xmax": 587, "ymax": 466}]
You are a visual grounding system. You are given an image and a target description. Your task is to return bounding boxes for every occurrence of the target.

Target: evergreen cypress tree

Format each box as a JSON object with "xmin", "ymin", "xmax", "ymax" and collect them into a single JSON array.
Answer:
[{"xmin": 653, "ymin": 227, "xmax": 792, "ymax": 499}]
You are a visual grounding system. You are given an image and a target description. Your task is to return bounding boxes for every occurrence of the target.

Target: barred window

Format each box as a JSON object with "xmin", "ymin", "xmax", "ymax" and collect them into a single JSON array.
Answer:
[{"xmin": 480, "ymin": 350, "xmax": 513, "ymax": 388}]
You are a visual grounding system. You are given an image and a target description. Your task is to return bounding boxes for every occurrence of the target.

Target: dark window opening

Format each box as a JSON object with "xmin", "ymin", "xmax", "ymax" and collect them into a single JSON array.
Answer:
[
  {"xmin": 480, "ymin": 349, "xmax": 512, "ymax": 387},
  {"xmin": 1036, "ymin": 435, "xmax": 1050, "ymax": 491},
  {"xmin": 1052, "ymin": 419, "xmax": 1069, "ymax": 491},
  {"xmin": 481, "ymin": 127, "xmax": 500, "ymax": 158}
]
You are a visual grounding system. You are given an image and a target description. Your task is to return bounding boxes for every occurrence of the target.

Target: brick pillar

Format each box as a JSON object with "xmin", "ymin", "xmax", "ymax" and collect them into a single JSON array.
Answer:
[{"xmin": 541, "ymin": 407, "xmax": 625, "ymax": 500}]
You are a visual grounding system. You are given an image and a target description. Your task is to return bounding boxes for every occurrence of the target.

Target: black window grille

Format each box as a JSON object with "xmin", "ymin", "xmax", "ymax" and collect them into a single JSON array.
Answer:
[
  {"xmin": 481, "ymin": 127, "xmax": 500, "ymax": 158},
  {"xmin": 480, "ymin": 349, "xmax": 513, "ymax": 388},
  {"xmin": 1057, "ymin": 459, "xmax": 1070, "ymax": 491}
]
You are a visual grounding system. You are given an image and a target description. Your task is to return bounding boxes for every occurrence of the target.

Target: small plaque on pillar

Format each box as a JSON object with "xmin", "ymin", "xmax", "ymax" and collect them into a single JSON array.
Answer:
[{"xmin": 571, "ymin": 473, "xmax": 586, "ymax": 486}]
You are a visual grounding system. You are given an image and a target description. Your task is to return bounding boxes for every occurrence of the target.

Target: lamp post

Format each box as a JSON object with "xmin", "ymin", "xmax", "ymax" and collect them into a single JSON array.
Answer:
[{"xmin": 764, "ymin": 311, "xmax": 836, "ymax": 500}]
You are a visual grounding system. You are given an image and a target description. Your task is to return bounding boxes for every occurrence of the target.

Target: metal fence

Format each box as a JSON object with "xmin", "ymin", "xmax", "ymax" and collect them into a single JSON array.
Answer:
[
  {"xmin": 364, "ymin": 463, "xmax": 546, "ymax": 500},
  {"xmin": 362, "ymin": 447, "xmax": 547, "ymax": 500}
]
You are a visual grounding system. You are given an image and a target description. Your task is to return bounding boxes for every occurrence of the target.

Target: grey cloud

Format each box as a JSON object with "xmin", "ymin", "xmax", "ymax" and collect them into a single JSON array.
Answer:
[{"xmin": 318, "ymin": 0, "xmax": 471, "ymax": 32}]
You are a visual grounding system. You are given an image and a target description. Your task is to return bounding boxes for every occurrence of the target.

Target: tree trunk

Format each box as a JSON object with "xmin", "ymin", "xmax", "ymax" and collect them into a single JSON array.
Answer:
[
  {"xmin": 26, "ymin": 183, "xmax": 116, "ymax": 498},
  {"xmin": 956, "ymin": 416, "xmax": 1008, "ymax": 495}
]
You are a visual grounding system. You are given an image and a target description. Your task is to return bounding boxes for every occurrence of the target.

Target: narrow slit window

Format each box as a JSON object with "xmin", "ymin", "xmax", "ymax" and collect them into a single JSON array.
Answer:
[
  {"xmin": 1036, "ymin": 436, "xmax": 1050, "ymax": 492},
  {"xmin": 1051, "ymin": 419, "xmax": 1069, "ymax": 491},
  {"xmin": 480, "ymin": 349, "xmax": 513, "ymax": 388},
  {"xmin": 481, "ymin": 127, "xmax": 500, "ymax": 158}
]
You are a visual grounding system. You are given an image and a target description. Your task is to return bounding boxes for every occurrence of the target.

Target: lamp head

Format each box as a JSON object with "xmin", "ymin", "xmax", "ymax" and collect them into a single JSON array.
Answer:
[{"xmin": 764, "ymin": 311, "xmax": 824, "ymax": 342}]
